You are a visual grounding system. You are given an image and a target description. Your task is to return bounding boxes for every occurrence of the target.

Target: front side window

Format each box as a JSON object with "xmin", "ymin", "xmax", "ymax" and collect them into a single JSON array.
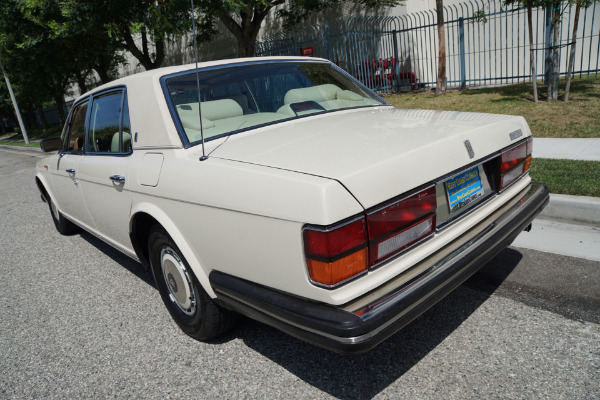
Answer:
[
  {"xmin": 87, "ymin": 90, "xmax": 131, "ymax": 153},
  {"xmin": 63, "ymin": 101, "xmax": 88, "ymax": 153},
  {"xmin": 164, "ymin": 62, "xmax": 385, "ymax": 145}
]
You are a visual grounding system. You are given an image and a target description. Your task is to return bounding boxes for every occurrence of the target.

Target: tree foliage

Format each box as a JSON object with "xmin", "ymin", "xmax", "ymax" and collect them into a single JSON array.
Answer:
[
  {"xmin": 0, "ymin": 0, "xmax": 196, "ymax": 127},
  {"xmin": 0, "ymin": 0, "xmax": 76, "ymax": 126},
  {"xmin": 195, "ymin": 0, "xmax": 403, "ymax": 57},
  {"xmin": 0, "ymin": 0, "xmax": 405, "ymax": 128}
]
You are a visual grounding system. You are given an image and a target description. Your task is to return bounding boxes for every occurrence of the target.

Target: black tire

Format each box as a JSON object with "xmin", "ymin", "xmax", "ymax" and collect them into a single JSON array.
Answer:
[
  {"xmin": 148, "ymin": 226, "xmax": 236, "ymax": 340},
  {"xmin": 48, "ymin": 196, "xmax": 80, "ymax": 235}
]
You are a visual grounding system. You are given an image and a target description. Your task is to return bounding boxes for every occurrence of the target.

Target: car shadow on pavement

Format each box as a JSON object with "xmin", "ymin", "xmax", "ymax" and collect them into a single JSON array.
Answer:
[
  {"xmin": 78, "ymin": 231, "xmax": 156, "ymax": 289},
  {"xmin": 229, "ymin": 248, "xmax": 524, "ymax": 400},
  {"xmin": 76, "ymin": 226, "xmax": 524, "ymax": 400}
]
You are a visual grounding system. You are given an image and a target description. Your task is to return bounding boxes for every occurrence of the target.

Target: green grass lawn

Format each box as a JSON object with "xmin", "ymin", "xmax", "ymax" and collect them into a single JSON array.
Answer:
[
  {"xmin": 0, "ymin": 141, "xmax": 41, "ymax": 148},
  {"xmin": 385, "ymin": 77, "xmax": 600, "ymax": 138},
  {"xmin": 0, "ymin": 125, "xmax": 62, "ymax": 146},
  {"xmin": 529, "ymin": 158, "xmax": 600, "ymax": 197}
]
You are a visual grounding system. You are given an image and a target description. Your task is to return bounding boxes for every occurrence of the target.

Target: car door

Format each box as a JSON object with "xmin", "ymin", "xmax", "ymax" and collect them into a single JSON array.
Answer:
[
  {"xmin": 77, "ymin": 89, "xmax": 134, "ymax": 254},
  {"xmin": 51, "ymin": 99, "xmax": 96, "ymax": 230}
]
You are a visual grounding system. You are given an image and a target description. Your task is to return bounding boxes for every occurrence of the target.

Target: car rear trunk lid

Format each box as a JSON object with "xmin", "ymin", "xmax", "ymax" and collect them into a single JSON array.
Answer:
[{"xmin": 211, "ymin": 107, "xmax": 531, "ymax": 210}]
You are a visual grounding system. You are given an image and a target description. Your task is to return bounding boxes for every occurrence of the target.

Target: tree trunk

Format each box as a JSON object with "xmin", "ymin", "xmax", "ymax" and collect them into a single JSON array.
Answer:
[
  {"xmin": 547, "ymin": 4, "xmax": 561, "ymax": 102},
  {"xmin": 528, "ymin": 7, "xmax": 538, "ymax": 103},
  {"xmin": 93, "ymin": 64, "xmax": 111, "ymax": 84},
  {"xmin": 121, "ymin": 28, "xmax": 165, "ymax": 70},
  {"xmin": 53, "ymin": 94, "xmax": 66, "ymax": 127},
  {"xmin": 551, "ymin": 6, "xmax": 560, "ymax": 101},
  {"xmin": 435, "ymin": 0, "xmax": 446, "ymax": 94},
  {"xmin": 220, "ymin": 5, "xmax": 273, "ymax": 58},
  {"xmin": 75, "ymin": 71, "xmax": 89, "ymax": 94},
  {"xmin": 564, "ymin": 4, "xmax": 580, "ymax": 102},
  {"xmin": 35, "ymin": 105, "xmax": 49, "ymax": 130},
  {"xmin": 237, "ymin": 29, "xmax": 260, "ymax": 57},
  {"xmin": 546, "ymin": 13, "xmax": 554, "ymax": 101},
  {"xmin": 26, "ymin": 109, "xmax": 37, "ymax": 130}
]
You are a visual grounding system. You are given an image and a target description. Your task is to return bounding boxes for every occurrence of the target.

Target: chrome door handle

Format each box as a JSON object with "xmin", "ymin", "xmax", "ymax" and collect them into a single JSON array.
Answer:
[
  {"xmin": 66, "ymin": 169, "xmax": 76, "ymax": 173},
  {"xmin": 109, "ymin": 175, "xmax": 126, "ymax": 182}
]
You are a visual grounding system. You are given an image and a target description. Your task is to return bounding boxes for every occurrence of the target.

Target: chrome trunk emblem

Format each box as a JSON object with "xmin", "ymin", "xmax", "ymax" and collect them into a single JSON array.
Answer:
[
  {"xmin": 509, "ymin": 129, "xmax": 523, "ymax": 141},
  {"xmin": 464, "ymin": 140, "xmax": 475, "ymax": 159}
]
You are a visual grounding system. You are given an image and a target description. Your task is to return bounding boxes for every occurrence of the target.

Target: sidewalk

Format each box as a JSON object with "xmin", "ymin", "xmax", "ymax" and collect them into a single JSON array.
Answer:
[{"xmin": 533, "ymin": 138, "xmax": 600, "ymax": 161}]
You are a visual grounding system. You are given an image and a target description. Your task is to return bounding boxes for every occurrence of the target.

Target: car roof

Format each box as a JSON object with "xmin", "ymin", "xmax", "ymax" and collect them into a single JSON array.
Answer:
[{"xmin": 82, "ymin": 56, "xmax": 330, "ymax": 98}]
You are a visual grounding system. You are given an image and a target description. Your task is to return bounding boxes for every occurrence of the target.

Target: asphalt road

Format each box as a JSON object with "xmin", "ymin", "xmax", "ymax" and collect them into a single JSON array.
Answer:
[{"xmin": 1, "ymin": 148, "xmax": 598, "ymax": 399}]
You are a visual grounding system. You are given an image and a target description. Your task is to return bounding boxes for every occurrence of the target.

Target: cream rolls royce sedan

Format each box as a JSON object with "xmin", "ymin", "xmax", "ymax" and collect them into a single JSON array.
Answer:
[{"xmin": 36, "ymin": 57, "xmax": 549, "ymax": 354}]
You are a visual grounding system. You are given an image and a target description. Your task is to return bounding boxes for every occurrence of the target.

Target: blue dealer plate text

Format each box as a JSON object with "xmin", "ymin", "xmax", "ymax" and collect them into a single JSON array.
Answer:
[{"xmin": 446, "ymin": 166, "xmax": 484, "ymax": 213}]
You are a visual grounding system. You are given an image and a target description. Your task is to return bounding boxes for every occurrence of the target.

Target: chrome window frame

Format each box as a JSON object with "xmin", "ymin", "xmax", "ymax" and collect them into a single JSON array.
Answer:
[{"xmin": 84, "ymin": 86, "xmax": 133, "ymax": 157}]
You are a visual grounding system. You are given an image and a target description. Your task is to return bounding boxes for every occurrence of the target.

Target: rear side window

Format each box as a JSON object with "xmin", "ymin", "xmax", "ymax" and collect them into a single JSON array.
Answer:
[
  {"xmin": 86, "ymin": 90, "xmax": 131, "ymax": 154},
  {"xmin": 63, "ymin": 101, "xmax": 88, "ymax": 153}
]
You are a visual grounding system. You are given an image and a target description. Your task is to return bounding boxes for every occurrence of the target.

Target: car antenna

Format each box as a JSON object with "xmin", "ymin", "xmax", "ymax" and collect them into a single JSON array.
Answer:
[{"xmin": 190, "ymin": 0, "xmax": 208, "ymax": 161}]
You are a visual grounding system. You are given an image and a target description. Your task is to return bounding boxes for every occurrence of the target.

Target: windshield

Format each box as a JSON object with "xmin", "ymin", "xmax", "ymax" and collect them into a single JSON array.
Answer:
[{"xmin": 163, "ymin": 61, "xmax": 385, "ymax": 145}]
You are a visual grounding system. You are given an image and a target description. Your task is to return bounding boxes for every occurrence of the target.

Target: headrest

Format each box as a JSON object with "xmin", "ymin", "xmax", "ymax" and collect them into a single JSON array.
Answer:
[
  {"xmin": 176, "ymin": 104, "xmax": 215, "ymax": 130},
  {"xmin": 284, "ymin": 84, "xmax": 342, "ymax": 104},
  {"xmin": 200, "ymin": 99, "xmax": 243, "ymax": 120}
]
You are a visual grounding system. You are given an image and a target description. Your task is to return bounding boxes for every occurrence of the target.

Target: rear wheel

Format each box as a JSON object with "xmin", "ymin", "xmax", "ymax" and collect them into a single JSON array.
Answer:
[
  {"xmin": 48, "ymin": 196, "xmax": 79, "ymax": 235},
  {"xmin": 148, "ymin": 226, "xmax": 236, "ymax": 340}
]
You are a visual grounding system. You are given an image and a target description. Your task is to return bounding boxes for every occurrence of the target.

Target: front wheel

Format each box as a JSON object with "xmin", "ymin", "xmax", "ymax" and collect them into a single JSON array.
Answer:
[{"xmin": 148, "ymin": 226, "xmax": 236, "ymax": 340}]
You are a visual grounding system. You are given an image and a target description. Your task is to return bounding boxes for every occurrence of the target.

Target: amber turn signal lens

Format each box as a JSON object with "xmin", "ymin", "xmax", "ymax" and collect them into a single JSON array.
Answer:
[
  {"xmin": 307, "ymin": 248, "xmax": 368, "ymax": 286},
  {"xmin": 523, "ymin": 155, "xmax": 532, "ymax": 173}
]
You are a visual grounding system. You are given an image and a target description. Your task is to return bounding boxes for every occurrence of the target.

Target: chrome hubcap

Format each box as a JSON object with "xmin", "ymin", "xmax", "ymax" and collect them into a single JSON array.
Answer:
[{"xmin": 160, "ymin": 247, "xmax": 196, "ymax": 316}]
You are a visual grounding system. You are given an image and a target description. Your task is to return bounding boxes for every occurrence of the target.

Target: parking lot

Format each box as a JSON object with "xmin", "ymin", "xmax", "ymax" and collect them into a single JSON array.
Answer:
[{"xmin": 1, "ymin": 148, "xmax": 598, "ymax": 399}]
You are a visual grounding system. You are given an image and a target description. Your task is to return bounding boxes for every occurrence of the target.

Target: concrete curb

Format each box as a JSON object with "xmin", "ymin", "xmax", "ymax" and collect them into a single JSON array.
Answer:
[
  {"xmin": 0, "ymin": 144, "xmax": 43, "ymax": 153},
  {"xmin": 539, "ymin": 194, "xmax": 600, "ymax": 227},
  {"xmin": 2, "ymin": 144, "xmax": 599, "ymax": 226}
]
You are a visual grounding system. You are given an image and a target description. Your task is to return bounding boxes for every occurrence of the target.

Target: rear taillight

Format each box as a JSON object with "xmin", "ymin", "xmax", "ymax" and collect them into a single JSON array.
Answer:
[
  {"xmin": 367, "ymin": 186, "xmax": 437, "ymax": 266},
  {"xmin": 303, "ymin": 218, "xmax": 368, "ymax": 286},
  {"xmin": 303, "ymin": 186, "xmax": 437, "ymax": 287},
  {"xmin": 499, "ymin": 138, "xmax": 532, "ymax": 191}
]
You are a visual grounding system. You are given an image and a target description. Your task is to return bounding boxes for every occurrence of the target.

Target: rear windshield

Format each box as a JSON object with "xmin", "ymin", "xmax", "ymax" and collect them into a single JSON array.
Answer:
[{"xmin": 163, "ymin": 61, "xmax": 385, "ymax": 145}]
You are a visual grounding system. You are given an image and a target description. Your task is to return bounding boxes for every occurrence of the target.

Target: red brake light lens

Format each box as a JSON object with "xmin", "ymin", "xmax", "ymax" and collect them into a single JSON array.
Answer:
[
  {"xmin": 367, "ymin": 186, "xmax": 437, "ymax": 266},
  {"xmin": 499, "ymin": 138, "xmax": 532, "ymax": 190},
  {"xmin": 303, "ymin": 218, "xmax": 367, "ymax": 258},
  {"xmin": 501, "ymin": 142, "xmax": 527, "ymax": 172},
  {"xmin": 367, "ymin": 186, "xmax": 437, "ymax": 241},
  {"xmin": 303, "ymin": 218, "xmax": 368, "ymax": 287}
]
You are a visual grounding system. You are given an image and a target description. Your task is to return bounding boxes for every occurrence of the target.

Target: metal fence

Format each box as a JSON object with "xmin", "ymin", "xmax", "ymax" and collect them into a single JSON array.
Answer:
[{"xmin": 255, "ymin": 0, "xmax": 600, "ymax": 92}]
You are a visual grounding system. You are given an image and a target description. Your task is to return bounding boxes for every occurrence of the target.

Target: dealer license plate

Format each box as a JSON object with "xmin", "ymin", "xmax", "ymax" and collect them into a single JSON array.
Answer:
[{"xmin": 445, "ymin": 166, "xmax": 484, "ymax": 214}]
